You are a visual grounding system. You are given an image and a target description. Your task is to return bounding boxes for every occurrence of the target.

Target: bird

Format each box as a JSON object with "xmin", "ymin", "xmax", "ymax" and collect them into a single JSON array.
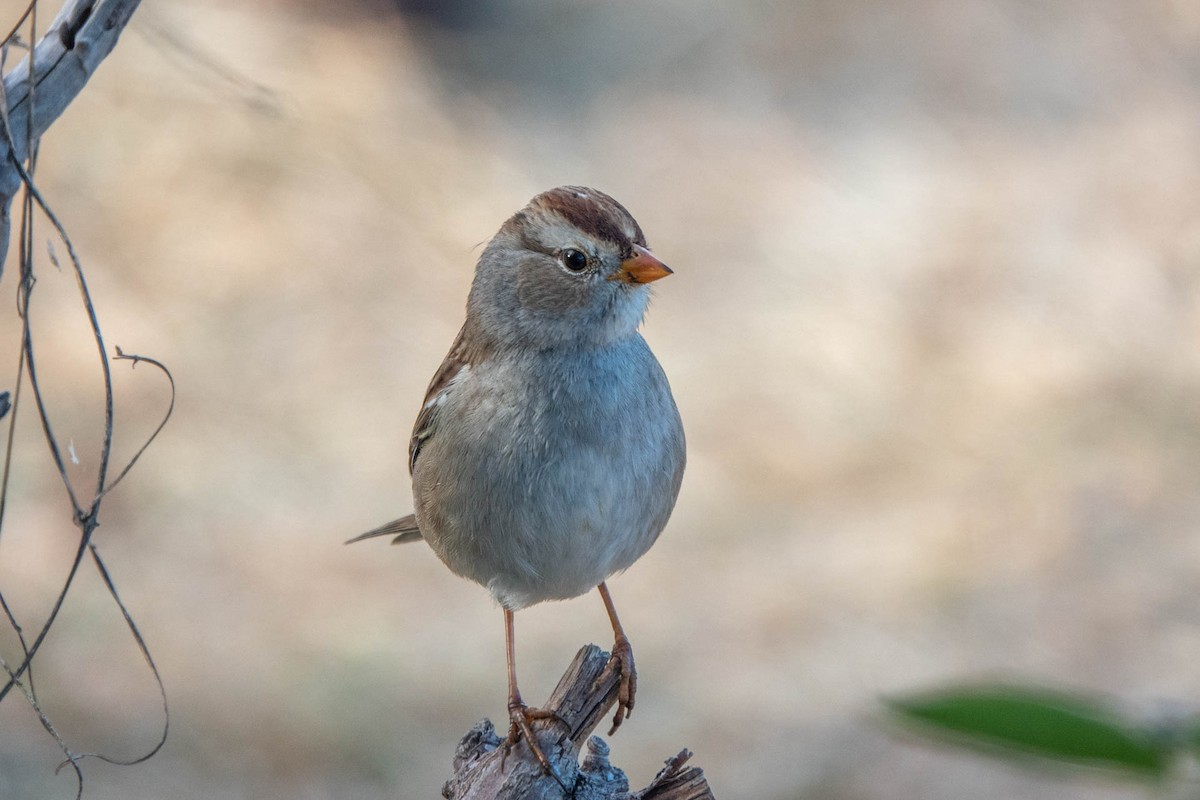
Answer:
[{"xmin": 348, "ymin": 186, "xmax": 685, "ymax": 774}]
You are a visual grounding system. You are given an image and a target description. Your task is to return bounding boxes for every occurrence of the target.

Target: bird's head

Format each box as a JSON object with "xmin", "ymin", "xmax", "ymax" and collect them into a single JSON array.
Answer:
[{"xmin": 466, "ymin": 186, "xmax": 672, "ymax": 351}]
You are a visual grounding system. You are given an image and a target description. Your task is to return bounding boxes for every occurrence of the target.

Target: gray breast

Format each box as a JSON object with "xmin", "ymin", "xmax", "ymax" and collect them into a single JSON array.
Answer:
[{"xmin": 412, "ymin": 335, "xmax": 685, "ymax": 610}]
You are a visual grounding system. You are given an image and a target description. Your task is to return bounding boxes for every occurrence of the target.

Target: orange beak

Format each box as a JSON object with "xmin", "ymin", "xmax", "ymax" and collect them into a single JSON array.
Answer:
[{"xmin": 609, "ymin": 244, "xmax": 672, "ymax": 284}]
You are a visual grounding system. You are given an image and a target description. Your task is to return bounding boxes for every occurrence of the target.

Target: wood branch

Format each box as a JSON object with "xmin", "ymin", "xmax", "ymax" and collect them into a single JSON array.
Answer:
[
  {"xmin": 0, "ymin": 0, "xmax": 143, "ymax": 275},
  {"xmin": 442, "ymin": 644, "xmax": 716, "ymax": 800}
]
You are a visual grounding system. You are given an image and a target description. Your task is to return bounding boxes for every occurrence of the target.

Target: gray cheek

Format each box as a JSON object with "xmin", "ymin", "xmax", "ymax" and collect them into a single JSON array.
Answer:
[{"xmin": 516, "ymin": 260, "xmax": 590, "ymax": 313}]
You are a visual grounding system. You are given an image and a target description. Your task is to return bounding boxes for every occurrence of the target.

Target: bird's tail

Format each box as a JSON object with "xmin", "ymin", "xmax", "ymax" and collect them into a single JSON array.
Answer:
[{"xmin": 345, "ymin": 514, "xmax": 423, "ymax": 545}]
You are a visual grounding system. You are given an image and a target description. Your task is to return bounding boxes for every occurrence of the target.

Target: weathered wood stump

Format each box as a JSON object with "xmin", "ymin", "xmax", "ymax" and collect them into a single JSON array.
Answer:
[{"xmin": 442, "ymin": 645, "xmax": 715, "ymax": 800}]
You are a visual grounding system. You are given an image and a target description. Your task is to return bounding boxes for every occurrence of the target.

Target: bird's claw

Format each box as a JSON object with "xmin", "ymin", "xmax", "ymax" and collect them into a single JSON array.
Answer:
[
  {"xmin": 502, "ymin": 701, "xmax": 571, "ymax": 791},
  {"xmin": 594, "ymin": 634, "xmax": 636, "ymax": 735}
]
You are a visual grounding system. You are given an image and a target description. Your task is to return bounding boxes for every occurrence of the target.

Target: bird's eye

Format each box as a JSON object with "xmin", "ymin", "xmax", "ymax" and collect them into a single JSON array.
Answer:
[{"xmin": 559, "ymin": 249, "xmax": 588, "ymax": 272}]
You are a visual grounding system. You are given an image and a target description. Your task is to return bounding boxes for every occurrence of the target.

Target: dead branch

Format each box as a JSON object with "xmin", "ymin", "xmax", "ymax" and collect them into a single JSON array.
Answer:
[
  {"xmin": 0, "ymin": 0, "xmax": 143, "ymax": 275},
  {"xmin": 442, "ymin": 644, "xmax": 716, "ymax": 800}
]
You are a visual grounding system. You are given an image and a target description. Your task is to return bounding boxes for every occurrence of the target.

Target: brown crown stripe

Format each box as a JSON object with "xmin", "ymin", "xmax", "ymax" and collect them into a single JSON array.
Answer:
[{"xmin": 531, "ymin": 186, "xmax": 647, "ymax": 256}]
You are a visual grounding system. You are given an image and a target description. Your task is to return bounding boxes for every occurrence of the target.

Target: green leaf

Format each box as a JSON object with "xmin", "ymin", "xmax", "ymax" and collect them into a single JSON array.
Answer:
[{"xmin": 886, "ymin": 684, "xmax": 1169, "ymax": 778}]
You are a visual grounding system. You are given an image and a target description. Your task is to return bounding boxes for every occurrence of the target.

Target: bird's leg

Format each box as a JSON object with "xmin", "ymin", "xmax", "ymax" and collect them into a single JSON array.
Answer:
[
  {"xmin": 595, "ymin": 581, "xmax": 637, "ymax": 735},
  {"xmin": 501, "ymin": 608, "xmax": 565, "ymax": 781}
]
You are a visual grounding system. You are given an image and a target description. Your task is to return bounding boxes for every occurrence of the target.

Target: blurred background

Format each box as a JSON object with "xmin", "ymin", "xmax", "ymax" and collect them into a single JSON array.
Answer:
[{"xmin": 0, "ymin": 0, "xmax": 1199, "ymax": 797}]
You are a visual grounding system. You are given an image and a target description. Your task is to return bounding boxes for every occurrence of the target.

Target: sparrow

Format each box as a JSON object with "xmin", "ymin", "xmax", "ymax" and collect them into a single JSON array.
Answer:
[{"xmin": 349, "ymin": 186, "xmax": 685, "ymax": 774}]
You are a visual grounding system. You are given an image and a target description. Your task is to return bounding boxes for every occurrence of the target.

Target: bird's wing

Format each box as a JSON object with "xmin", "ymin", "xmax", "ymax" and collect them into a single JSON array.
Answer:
[
  {"xmin": 344, "ymin": 514, "xmax": 423, "ymax": 545},
  {"xmin": 347, "ymin": 325, "xmax": 475, "ymax": 548},
  {"xmin": 409, "ymin": 323, "xmax": 473, "ymax": 475}
]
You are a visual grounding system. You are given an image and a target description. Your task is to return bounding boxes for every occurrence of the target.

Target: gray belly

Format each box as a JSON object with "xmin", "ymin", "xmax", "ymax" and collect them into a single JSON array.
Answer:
[{"xmin": 411, "ymin": 345, "xmax": 685, "ymax": 610}]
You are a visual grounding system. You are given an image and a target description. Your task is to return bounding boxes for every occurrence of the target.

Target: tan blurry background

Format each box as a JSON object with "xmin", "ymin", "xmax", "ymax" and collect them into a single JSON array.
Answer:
[{"xmin": 1, "ymin": 1, "xmax": 1199, "ymax": 798}]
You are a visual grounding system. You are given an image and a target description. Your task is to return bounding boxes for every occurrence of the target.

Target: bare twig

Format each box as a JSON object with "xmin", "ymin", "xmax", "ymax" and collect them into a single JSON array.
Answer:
[
  {"xmin": 73, "ymin": 543, "xmax": 169, "ymax": 766},
  {"xmin": 0, "ymin": 652, "xmax": 84, "ymax": 800},
  {"xmin": 0, "ymin": 0, "xmax": 143, "ymax": 272},
  {"xmin": 100, "ymin": 346, "xmax": 175, "ymax": 499},
  {"xmin": 0, "ymin": 0, "xmax": 136, "ymax": 703},
  {"xmin": 0, "ymin": 4, "xmax": 170, "ymax": 795},
  {"xmin": 134, "ymin": 13, "xmax": 281, "ymax": 115}
]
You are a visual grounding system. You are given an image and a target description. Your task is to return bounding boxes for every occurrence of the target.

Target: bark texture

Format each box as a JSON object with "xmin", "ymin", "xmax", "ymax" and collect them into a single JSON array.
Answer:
[
  {"xmin": 0, "ymin": 0, "xmax": 143, "ymax": 272},
  {"xmin": 442, "ymin": 645, "xmax": 715, "ymax": 800}
]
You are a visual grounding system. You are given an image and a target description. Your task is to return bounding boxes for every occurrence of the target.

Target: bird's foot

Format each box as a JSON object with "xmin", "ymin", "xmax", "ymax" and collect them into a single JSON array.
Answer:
[
  {"xmin": 595, "ymin": 634, "xmax": 637, "ymax": 735},
  {"xmin": 502, "ymin": 700, "xmax": 570, "ymax": 789}
]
